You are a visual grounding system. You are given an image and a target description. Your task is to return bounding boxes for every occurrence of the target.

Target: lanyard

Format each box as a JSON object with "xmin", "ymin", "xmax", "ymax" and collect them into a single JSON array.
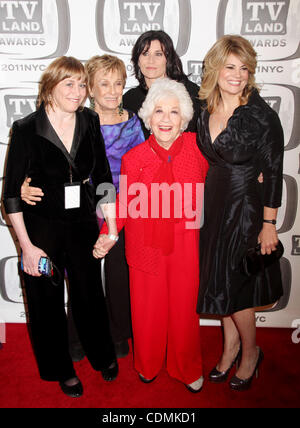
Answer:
[{"xmin": 69, "ymin": 163, "xmax": 73, "ymax": 184}]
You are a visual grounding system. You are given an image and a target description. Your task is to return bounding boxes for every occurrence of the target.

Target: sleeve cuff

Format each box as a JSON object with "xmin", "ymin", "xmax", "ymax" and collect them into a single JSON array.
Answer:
[{"xmin": 3, "ymin": 197, "xmax": 23, "ymax": 214}]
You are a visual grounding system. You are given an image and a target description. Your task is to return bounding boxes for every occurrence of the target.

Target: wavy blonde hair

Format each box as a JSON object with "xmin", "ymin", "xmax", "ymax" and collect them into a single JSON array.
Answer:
[{"xmin": 199, "ymin": 35, "xmax": 259, "ymax": 113}]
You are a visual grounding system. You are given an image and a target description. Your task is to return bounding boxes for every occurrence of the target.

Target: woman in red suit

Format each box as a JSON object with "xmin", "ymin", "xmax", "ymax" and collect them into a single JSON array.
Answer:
[{"xmin": 95, "ymin": 78, "xmax": 209, "ymax": 392}]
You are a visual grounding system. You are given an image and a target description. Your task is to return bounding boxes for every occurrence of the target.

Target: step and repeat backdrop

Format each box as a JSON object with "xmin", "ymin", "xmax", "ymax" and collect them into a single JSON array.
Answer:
[{"xmin": 0, "ymin": 0, "xmax": 299, "ymax": 328}]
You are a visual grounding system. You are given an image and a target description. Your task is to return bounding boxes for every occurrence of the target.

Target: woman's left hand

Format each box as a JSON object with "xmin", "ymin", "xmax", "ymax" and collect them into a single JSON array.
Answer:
[
  {"xmin": 258, "ymin": 224, "xmax": 279, "ymax": 255},
  {"xmin": 93, "ymin": 234, "xmax": 117, "ymax": 259}
]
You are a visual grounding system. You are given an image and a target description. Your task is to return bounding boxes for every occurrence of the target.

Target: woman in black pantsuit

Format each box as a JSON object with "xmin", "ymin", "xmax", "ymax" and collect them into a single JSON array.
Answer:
[
  {"xmin": 3, "ymin": 56, "xmax": 119, "ymax": 397},
  {"xmin": 196, "ymin": 36, "xmax": 284, "ymax": 391}
]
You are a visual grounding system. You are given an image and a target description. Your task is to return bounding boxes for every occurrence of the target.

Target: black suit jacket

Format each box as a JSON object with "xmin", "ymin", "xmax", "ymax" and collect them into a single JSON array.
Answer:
[{"xmin": 3, "ymin": 104, "xmax": 113, "ymax": 222}]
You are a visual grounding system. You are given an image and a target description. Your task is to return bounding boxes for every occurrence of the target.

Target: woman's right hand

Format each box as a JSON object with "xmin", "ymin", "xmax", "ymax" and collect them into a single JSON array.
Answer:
[
  {"xmin": 21, "ymin": 177, "xmax": 44, "ymax": 205},
  {"xmin": 22, "ymin": 245, "xmax": 48, "ymax": 277}
]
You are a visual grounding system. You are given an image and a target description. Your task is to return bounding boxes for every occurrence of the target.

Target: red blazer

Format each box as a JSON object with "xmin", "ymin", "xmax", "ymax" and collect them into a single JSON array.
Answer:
[{"xmin": 101, "ymin": 132, "xmax": 209, "ymax": 274}]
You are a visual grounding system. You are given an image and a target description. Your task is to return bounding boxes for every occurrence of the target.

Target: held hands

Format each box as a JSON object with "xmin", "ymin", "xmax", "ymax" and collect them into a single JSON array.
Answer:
[
  {"xmin": 22, "ymin": 245, "xmax": 48, "ymax": 277},
  {"xmin": 21, "ymin": 177, "xmax": 44, "ymax": 205},
  {"xmin": 258, "ymin": 224, "xmax": 278, "ymax": 255},
  {"xmin": 93, "ymin": 234, "xmax": 118, "ymax": 259}
]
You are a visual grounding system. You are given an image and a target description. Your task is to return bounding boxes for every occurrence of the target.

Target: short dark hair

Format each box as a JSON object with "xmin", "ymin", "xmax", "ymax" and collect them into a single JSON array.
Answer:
[{"xmin": 131, "ymin": 30, "xmax": 185, "ymax": 89}]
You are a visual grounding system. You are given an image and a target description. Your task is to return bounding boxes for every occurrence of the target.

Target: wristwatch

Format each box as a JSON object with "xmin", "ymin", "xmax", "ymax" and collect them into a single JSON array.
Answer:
[
  {"xmin": 263, "ymin": 219, "xmax": 276, "ymax": 225},
  {"xmin": 108, "ymin": 234, "xmax": 119, "ymax": 242}
]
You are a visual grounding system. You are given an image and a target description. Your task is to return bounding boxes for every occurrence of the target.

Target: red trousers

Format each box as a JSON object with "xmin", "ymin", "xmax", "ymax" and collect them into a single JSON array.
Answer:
[{"xmin": 129, "ymin": 225, "xmax": 203, "ymax": 384}]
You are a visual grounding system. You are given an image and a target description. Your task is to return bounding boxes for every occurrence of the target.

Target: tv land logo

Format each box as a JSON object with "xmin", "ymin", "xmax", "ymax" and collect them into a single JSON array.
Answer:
[
  {"xmin": 4, "ymin": 94, "xmax": 37, "ymax": 127},
  {"xmin": 241, "ymin": 0, "xmax": 289, "ymax": 35},
  {"xmin": 187, "ymin": 61, "xmax": 202, "ymax": 86},
  {"xmin": 261, "ymin": 84, "xmax": 300, "ymax": 152},
  {"xmin": 0, "ymin": 0, "xmax": 70, "ymax": 59},
  {"xmin": 96, "ymin": 0, "xmax": 191, "ymax": 56},
  {"xmin": 0, "ymin": 0, "xmax": 43, "ymax": 33},
  {"xmin": 262, "ymin": 96, "xmax": 281, "ymax": 114},
  {"xmin": 217, "ymin": 0, "xmax": 299, "ymax": 60},
  {"xmin": 119, "ymin": 0, "xmax": 164, "ymax": 35}
]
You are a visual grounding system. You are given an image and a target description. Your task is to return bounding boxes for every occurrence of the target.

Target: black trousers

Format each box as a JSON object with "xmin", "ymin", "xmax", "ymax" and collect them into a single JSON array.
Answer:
[
  {"xmin": 104, "ymin": 229, "xmax": 132, "ymax": 343},
  {"xmin": 23, "ymin": 212, "xmax": 115, "ymax": 382},
  {"xmin": 68, "ymin": 229, "xmax": 132, "ymax": 347}
]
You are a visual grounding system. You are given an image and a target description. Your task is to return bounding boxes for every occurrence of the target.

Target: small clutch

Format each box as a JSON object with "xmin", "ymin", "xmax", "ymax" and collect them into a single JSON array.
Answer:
[
  {"xmin": 241, "ymin": 240, "xmax": 284, "ymax": 277},
  {"xmin": 21, "ymin": 254, "xmax": 53, "ymax": 277},
  {"xmin": 21, "ymin": 254, "xmax": 61, "ymax": 285}
]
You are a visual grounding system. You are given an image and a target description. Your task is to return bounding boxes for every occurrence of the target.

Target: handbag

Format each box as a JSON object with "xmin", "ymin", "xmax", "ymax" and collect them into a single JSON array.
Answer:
[
  {"xmin": 241, "ymin": 240, "xmax": 284, "ymax": 277},
  {"xmin": 21, "ymin": 254, "xmax": 61, "ymax": 286}
]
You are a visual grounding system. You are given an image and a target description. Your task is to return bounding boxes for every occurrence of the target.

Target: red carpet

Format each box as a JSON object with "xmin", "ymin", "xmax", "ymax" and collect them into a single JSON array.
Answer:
[{"xmin": 0, "ymin": 324, "xmax": 299, "ymax": 408}]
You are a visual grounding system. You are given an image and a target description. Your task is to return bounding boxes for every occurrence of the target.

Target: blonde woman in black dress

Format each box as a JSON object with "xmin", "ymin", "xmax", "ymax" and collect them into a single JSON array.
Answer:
[{"xmin": 196, "ymin": 35, "xmax": 284, "ymax": 391}]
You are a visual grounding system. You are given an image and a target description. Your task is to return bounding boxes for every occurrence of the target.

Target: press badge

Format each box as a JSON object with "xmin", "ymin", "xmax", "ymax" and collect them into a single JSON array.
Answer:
[{"xmin": 64, "ymin": 182, "xmax": 81, "ymax": 209}]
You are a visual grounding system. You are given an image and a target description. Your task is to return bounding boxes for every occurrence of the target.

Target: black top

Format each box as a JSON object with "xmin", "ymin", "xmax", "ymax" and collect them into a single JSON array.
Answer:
[
  {"xmin": 196, "ymin": 90, "xmax": 284, "ymax": 316},
  {"xmin": 3, "ymin": 105, "xmax": 113, "ymax": 222},
  {"xmin": 123, "ymin": 76, "xmax": 201, "ymax": 138}
]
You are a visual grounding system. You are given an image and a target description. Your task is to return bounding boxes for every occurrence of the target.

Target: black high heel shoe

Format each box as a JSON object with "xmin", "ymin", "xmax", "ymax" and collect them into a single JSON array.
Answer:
[
  {"xmin": 209, "ymin": 346, "xmax": 242, "ymax": 383},
  {"xmin": 101, "ymin": 360, "xmax": 119, "ymax": 382},
  {"xmin": 229, "ymin": 347, "xmax": 264, "ymax": 391}
]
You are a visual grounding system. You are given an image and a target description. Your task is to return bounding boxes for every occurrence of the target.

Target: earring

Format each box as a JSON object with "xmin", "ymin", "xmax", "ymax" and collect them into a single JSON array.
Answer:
[
  {"xmin": 118, "ymin": 100, "xmax": 124, "ymax": 116},
  {"xmin": 90, "ymin": 97, "xmax": 95, "ymax": 110}
]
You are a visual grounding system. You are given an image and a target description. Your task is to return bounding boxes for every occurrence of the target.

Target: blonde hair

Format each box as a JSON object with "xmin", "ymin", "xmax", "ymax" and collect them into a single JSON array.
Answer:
[
  {"xmin": 37, "ymin": 56, "xmax": 87, "ymax": 109},
  {"xmin": 85, "ymin": 55, "xmax": 127, "ymax": 94},
  {"xmin": 139, "ymin": 78, "xmax": 193, "ymax": 131},
  {"xmin": 199, "ymin": 35, "xmax": 259, "ymax": 113}
]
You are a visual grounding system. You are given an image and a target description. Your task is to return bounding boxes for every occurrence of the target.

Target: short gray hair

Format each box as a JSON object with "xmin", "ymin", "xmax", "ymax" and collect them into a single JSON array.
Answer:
[{"xmin": 138, "ymin": 78, "xmax": 194, "ymax": 131}]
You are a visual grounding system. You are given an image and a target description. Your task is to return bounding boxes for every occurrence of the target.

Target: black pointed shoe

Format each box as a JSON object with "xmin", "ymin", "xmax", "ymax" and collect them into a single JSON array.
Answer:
[
  {"xmin": 229, "ymin": 347, "xmax": 264, "ymax": 391},
  {"xmin": 209, "ymin": 346, "xmax": 242, "ymax": 383},
  {"xmin": 59, "ymin": 378, "xmax": 83, "ymax": 398}
]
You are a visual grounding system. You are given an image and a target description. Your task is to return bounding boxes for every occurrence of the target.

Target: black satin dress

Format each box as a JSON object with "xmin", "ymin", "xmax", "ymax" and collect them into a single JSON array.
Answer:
[{"xmin": 196, "ymin": 90, "xmax": 284, "ymax": 316}]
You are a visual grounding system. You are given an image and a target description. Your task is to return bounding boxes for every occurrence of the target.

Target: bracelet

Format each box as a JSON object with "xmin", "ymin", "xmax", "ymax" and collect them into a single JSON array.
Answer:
[
  {"xmin": 263, "ymin": 219, "xmax": 276, "ymax": 225},
  {"xmin": 108, "ymin": 234, "xmax": 119, "ymax": 242}
]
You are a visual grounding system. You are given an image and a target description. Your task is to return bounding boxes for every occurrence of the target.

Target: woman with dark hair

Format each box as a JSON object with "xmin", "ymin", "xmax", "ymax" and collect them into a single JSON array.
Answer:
[{"xmin": 123, "ymin": 30, "xmax": 200, "ymax": 137}]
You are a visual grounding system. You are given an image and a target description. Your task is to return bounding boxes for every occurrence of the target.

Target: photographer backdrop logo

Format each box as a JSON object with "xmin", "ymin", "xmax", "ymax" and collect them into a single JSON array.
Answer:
[
  {"xmin": 5, "ymin": 94, "xmax": 37, "ymax": 127},
  {"xmin": 217, "ymin": 0, "xmax": 300, "ymax": 60},
  {"xmin": 0, "ymin": 0, "xmax": 70, "ymax": 58},
  {"xmin": 95, "ymin": 0, "xmax": 191, "ymax": 56},
  {"xmin": 187, "ymin": 61, "xmax": 203, "ymax": 86},
  {"xmin": 261, "ymin": 84, "xmax": 300, "ymax": 152}
]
